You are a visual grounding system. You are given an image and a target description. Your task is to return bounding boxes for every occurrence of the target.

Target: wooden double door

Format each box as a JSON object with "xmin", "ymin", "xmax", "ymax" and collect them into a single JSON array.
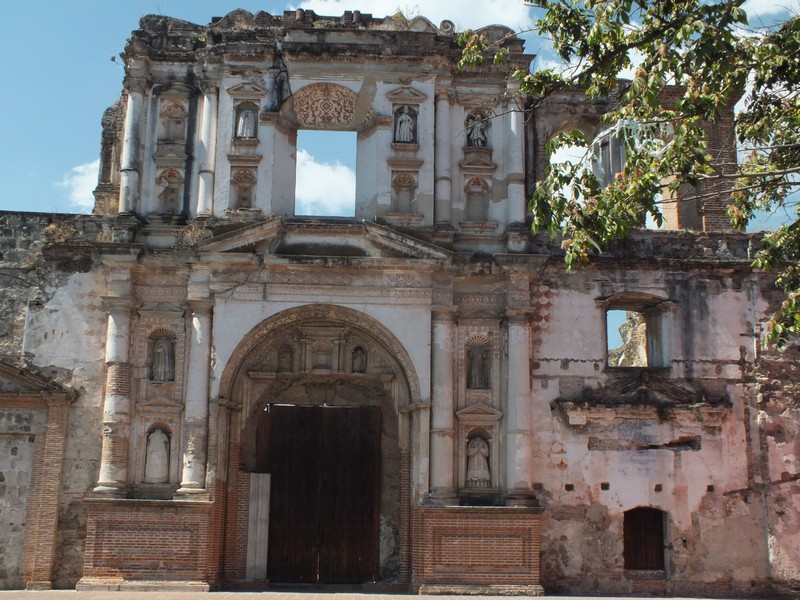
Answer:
[{"xmin": 257, "ymin": 404, "xmax": 382, "ymax": 584}]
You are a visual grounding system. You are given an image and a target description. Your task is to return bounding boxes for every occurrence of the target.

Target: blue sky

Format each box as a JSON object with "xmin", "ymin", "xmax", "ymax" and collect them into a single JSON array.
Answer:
[{"xmin": 0, "ymin": 0, "xmax": 796, "ymax": 224}]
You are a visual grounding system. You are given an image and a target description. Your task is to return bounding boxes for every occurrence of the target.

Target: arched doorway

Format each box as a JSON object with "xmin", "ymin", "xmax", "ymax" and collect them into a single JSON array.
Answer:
[{"xmin": 218, "ymin": 304, "xmax": 419, "ymax": 586}]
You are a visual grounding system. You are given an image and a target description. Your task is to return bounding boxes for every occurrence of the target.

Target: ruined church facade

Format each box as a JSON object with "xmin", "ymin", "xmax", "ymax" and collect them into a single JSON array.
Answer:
[{"xmin": 0, "ymin": 9, "xmax": 798, "ymax": 596}]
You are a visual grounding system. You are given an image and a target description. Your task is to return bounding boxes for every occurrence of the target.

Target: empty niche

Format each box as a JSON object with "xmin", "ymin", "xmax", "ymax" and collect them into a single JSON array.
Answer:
[
  {"xmin": 231, "ymin": 168, "xmax": 257, "ymax": 209},
  {"xmin": 464, "ymin": 177, "xmax": 490, "ymax": 221},
  {"xmin": 392, "ymin": 173, "xmax": 417, "ymax": 213}
]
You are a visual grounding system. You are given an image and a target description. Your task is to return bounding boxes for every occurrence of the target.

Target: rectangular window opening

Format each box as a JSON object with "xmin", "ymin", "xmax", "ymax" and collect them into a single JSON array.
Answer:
[
  {"xmin": 295, "ymin": 130, "xmax": 357, "ymax": 217},
  {"xmin": 607, "ymin": 309, "xmax": 648, "ymax": 367}
]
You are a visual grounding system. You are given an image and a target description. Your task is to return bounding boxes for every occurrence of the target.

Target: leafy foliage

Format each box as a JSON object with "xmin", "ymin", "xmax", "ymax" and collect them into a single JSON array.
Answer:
[{"xmin": 460, "ymin": 1, "xmax": 800, "ymax": 346}]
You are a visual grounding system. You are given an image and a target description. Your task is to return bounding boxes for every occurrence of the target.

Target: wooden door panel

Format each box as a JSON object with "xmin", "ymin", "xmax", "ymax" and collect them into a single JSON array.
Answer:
[
  {"xmin": 266, "ymin": 406, "xmax": 322, "ymax": 583},
  {"xmin": 263, "ymin": 404, "xmax": 381, "ymax": 584},
  {"xmin": 319, "ymin": 406, "xmax": 381, "ymax": 583}
]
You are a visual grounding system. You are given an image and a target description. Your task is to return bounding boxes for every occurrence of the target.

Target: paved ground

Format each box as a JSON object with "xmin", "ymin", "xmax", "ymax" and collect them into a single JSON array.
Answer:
[{"xmin": 0, "ymin": 594, "xmax": 745, "ymax": 600}]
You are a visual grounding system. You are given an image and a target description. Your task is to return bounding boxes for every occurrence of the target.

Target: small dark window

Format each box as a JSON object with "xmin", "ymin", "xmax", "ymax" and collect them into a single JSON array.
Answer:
[{"xmin": 624, "ymin": 507, "xmax": 665, "ymax": 570}]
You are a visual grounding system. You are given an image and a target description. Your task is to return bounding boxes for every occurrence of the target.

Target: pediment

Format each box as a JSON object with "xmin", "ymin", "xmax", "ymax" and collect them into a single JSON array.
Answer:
[
  {"xmin": 460, "ymin": 150, "xmax": 497, "ymax": 171},
  {"xmin": 561, "ymin": 372, "xmax": 727, "ymax": 408},
  {"xmin": 456, "ymin": 402, "xmax": 503, "ymax": 421},
  {"xmin": 196, "ymin": 217, "xmax": 451, "ymax": 261},
  {"xmin": 227, "ymin": 81, "xmax": 267, "ymax": 99},
  {"xmin": 139, "ymin": 302, "xmax": 185, "ymax": 317},
  {"xmin": 0, "ymin": 360, "xmax": 66, "ymax": 395},
  {"xmin": 153, "ymin": 144, "xmax": 188, "ymax": 163},
  {"xmin": 386, "ymin": 86, "xmax": 428, "ymax": 105},
  {"xmin": 458, "ymin": 308, "xmax": 500, "ymax": 321},
  {"xmin": 138, "ymin": 396, "xmax": 183, "ymax": 414}
]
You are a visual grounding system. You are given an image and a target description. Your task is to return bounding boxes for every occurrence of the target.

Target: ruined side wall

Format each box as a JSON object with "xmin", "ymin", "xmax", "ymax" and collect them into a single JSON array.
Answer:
[
  {"xmin": 0, "ymin": 213, "xmax": 112, "ymax": 587},
  {"xmin": 529, "ymin": 252, "xmax": 777, "ymax": 596}
]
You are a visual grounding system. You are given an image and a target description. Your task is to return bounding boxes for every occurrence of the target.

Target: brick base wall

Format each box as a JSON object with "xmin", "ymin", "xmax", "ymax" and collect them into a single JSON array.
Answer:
[
  {"xmin": 411, "ymin": 506, "xmax": 544, "ymax": 594},
  {"xmin": 77, "ymin": 498, "xmax": 215, "ymax": 590}
]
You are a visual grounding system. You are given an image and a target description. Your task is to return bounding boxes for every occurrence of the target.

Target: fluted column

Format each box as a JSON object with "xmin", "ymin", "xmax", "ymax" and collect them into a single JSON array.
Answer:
[
  {"xmin": 94, "ymin": 295, "xmax": 136, "ymax": 493},
  {"xmin": 428, "ymin": 309, "xmax": 457, "ymax": 504},
  {"xmin": 507, "ymin": 91, "xmax": 527, "ymax": 225},
  {"xmin": 177, "ymin": 299, "xmax": 213, "ymax": 493},
  {"xmin": 196, "ymin": 84, "xmax": 218, "ymax": 216},
  {"xmin": 434, "ymin": 88, "xmax": 453, "ymax": 226},
  {"xmin": 505, "ymin": 311, "xmax": 535, "ymax": 504},
  {"xmin": 118, "ymin": 83, "xmax": 144, "ymax": 214}
]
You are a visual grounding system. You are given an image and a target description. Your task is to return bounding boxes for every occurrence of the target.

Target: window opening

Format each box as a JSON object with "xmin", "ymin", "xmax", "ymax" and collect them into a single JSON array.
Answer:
[
  {"xmin": 295, "ymin": 130, "xmax": 356, "ymax": 217},
  {"xmin": 607, "ymin": 309, "xmax": 648, "ymax": 367},
  {"xmin": 624, "ymin": 507, "xmax": 666, "ymax": 570}
]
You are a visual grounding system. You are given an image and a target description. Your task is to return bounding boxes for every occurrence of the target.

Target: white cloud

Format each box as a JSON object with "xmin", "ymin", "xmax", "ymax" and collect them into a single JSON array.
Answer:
[
  {"xmin": 56, "ymin": 159, "xmax": 99, "ymax": 212},
  {"xmin": 295, "ymin": 149, "xmax": 356, "ymax": 216},
  {"xmin": 292, "ymin": 0, "xmax": 536, "ymax": 33},
  {"xmin": 743, "ymin": 0, "xmax": 800, "ymax": 20}
]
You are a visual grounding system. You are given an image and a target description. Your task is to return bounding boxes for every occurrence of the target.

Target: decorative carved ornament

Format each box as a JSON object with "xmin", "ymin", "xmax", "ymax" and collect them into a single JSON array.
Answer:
[{"xmin": 292, "ymin": 83, "xmax": 360, "ymax": 128}]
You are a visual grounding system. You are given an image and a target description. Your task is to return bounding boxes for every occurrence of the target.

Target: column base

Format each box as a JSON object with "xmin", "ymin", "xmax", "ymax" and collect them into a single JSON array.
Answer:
[
  {"xmin": 425, "ymin": 488, "xmax": 459, "ymax": 506},
  {"xmin": 92, "ymin": 484, "xmax": 127, "ymax": 497}
]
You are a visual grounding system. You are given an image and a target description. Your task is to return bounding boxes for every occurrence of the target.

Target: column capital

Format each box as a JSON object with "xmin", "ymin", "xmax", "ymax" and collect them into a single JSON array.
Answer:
[
  {"xmin": 101, "ymin": 296, "xmax": 137, "ymax": 314},
  {"xmin": 432, "ymin": 306, "xmax": 458, "ymax": 321},
  {"xmin": 435, "ymin": 88, "xmax": 454, "ymax": 103}
]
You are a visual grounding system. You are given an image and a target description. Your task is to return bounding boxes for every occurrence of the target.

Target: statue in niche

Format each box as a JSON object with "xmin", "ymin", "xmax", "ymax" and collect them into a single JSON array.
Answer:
[
  {"xmin": 395, "ymin": 106, "xmax": 415, "ymax": 143},
  {"xmin": 150, "ymin": 336, "xmax": 175, "ymax": 382},
  {"xmin": 352, "ymin": 347, "xmax": 367, "ymax": 373},
  {"xmin": 144, "ymin": 428, "xmax": 170, "ymax": 484},
  {"xmin": 466, "ymin": 437, "xmax": 491, "ymax": 488},
  {"xmin": 264, "ymin": 41, "xmax": 292, "ymax": 112},
  {"xmin": 277, "ymin": 345, "xmax": 293, "ymax": 373},
  {"xmin": 467, "ymin": 345, "xmax": 490, "ymax": 389},
  {"xmin": 236, "ymin": 109, "xmax": 256, "ymax": 138},
  {"xmin": 467, "ymin": 116, "xmax": 487, "ymax": 147}
]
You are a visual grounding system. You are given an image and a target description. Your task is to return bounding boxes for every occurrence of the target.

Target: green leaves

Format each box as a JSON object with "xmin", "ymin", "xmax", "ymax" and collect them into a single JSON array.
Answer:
[{"xmin": 507, "ymin": 1, "xmax": 800, "ymax": 346}]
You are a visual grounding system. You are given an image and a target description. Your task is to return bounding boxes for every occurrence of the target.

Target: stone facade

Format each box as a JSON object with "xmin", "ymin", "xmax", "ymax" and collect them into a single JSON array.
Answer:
[{"xmin": 0, "ymin": 8, "xmax": 798, "ymax": 596}]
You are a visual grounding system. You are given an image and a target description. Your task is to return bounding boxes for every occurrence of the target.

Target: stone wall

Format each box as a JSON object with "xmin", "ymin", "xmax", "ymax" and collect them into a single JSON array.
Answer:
[{"xmin": 0, "ymin": 408, "xmax": 46, "ymax": 589}]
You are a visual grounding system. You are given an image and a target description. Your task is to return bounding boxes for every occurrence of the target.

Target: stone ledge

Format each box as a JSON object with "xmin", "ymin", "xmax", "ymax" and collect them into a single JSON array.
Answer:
[
  {"xmin": 76, "ymin": 578, "xmax": 210, "ymax": 592},
  {"xmin": 419, "ymin": 584, "xmax": 545, "ymax": 596}
]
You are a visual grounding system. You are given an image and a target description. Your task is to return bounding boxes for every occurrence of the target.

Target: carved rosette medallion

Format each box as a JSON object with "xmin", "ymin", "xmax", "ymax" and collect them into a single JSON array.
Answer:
[{"xmin": 292, "ymin": 83, "xmax": 359, "ymax": 128}]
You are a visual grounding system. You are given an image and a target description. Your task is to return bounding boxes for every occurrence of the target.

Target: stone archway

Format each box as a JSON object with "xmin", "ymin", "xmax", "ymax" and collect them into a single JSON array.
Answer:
[{"xmin": 219, "ymin": 304, "xmax": 419, "ymax": 586}]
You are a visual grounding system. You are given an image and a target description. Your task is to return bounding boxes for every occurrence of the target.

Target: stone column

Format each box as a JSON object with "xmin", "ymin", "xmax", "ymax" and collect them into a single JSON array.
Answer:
[
  {"xmin": 196, "ymin": 83, "xmax": 218, "ymax": 216},
  {"xmin": 505, "ymin": 311, "xmax": 536, "ymax": 504},
  {"xmin": 118, "ymin": 82, "xmax": 145, "ymax": 214},
  {"xmin": 507, "ymin": 92, "xmax": 527, "ymax": 225},
  {"xmin": 434, "ymin": 88, "xmax": 453, "ymax": 226},
  {"xmin": 428, "ymin": 309, "xmax": 457, "ymax": 503},
  {"xmin": 94, "ymin": 295, "xmax": 136, "ymax": 493},
  {"xmin": 177, "ymin": 299, "xmax": 213, "ymax": 494}
]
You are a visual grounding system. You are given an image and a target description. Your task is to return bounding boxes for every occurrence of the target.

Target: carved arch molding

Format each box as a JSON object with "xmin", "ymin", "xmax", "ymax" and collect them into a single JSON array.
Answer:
[{"xmin": 221, "ymin": 303, "xmax": 421, "ymax": 405}]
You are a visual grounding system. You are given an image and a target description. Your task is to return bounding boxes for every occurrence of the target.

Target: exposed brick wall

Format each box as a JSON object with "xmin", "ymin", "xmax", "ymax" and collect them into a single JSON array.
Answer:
[
  {"xmin": 221, "ymin": 444, "xmax": 250, "ymax": 584},
  {"xmin": 411, "ymin": 506, "xmax": 542, "ymax": 590},
  {"xmin": 79, "ymin": 498, "xmax": 214, "ymax": 587}
]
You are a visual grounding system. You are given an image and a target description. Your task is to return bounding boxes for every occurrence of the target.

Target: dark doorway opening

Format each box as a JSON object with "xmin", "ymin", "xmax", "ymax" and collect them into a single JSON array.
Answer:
[
  {"xmin": 623, "ymin": 506, "xmax": 666, "ymax": 570},
  {"xmin": 258, "ymin": 404, "xmax": 381, "ymax": 584}
]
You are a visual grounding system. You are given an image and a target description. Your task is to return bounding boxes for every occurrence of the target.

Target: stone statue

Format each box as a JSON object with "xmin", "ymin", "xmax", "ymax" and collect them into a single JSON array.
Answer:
[
  {"xmin": 352, "ymin": 347, "xmax": 367, "ymax": 373},
  {"xmin": 468, "ymin": 117, "xmax": 487, "ymax": 147},
  {"xmin": 395, "ymin": 106, "xmax": 415, "ymax": 143},
  {"xmin": 264, "ymin": 43, "xmax": 292, "ymax": 113},
  {"xmin": 467, "ymin": 345, "xmax": 490, "ymax": 389},
  {"xmin": 277, "ymin": 345, "xmax": 293, "ymax": 373},
  {"xmin": 466, "ymin": 437, "xmax": 491, "ymax": 488},
  {"xmin": 236, "ymin": 109, "xmax": 256, "ymax": 138},
  {"xmin": 144, "ymin": 428, "xmax": 170, "ymax": 483},
  {"xmin": 150, "ymin": 336, "xmax": 175, "ymax": 382}
]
